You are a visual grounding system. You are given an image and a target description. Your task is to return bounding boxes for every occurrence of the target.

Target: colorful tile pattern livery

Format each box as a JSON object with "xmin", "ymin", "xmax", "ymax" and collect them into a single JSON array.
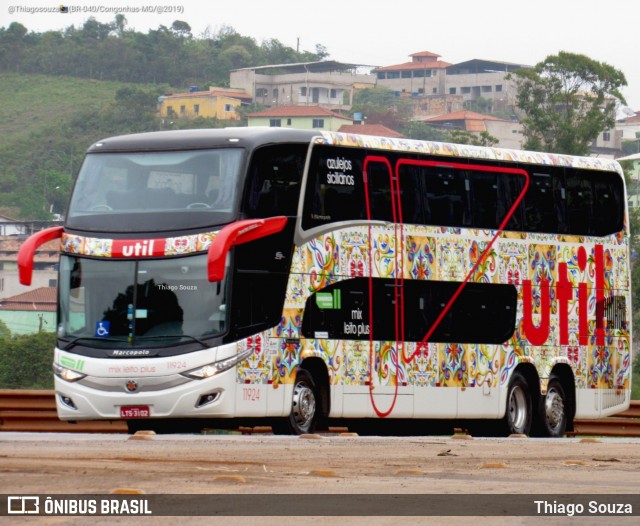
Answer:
[
  {"xmin": 235, "ymin": 133, "xmax": 628, "ymax": 410},
  {"xmin": 237, "ymin": 224, "xmax": 630, "ymax": 402}
]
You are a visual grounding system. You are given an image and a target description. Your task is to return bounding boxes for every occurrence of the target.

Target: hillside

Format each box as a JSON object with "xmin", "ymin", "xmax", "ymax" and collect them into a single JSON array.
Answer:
[
  {"xmin": 0, "ymin": 73, "xmax": 166, "ymax": 219},
  {"xmin": 0, "ymin": 72, "xmax": 151, "ymax": 148}
]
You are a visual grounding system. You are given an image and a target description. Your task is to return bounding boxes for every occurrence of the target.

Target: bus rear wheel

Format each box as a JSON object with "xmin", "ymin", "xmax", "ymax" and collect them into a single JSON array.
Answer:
[
  {"xmin": 537, "ymin": 377, "xmax": 568, "ymax": 437},
  {"xmin": 275, "ymin": 369, "xmax": 318, "ymax": 435},
  {"xmin": 502, "ymin": 371, "xmax": 532, "ymax": 436}
]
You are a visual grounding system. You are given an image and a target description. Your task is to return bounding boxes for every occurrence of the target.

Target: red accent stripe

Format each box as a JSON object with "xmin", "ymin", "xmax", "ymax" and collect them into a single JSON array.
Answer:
[
  {"xmin": 18, "ymin": 226, "xmax": 64, "ymax": 286},
  {"xmin": 360, "ymin": 156, "xmax": 530, "ymax": 416},
  {"xmin": 207, "ymin": 217, "xmax": 288, "ymax": 282},
  {"xmin": 363, "ymin": 156, "xmax": 402, "ymax": 418},
  {"xmin": 392, "ymin": 160, "xmax": 529, "ymax": 357}
]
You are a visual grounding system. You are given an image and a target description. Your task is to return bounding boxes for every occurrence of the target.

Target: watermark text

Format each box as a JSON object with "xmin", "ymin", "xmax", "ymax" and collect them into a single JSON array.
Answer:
[{"xmin": 8, "ymin": 5, "xmax": 184, "ymax": 15}]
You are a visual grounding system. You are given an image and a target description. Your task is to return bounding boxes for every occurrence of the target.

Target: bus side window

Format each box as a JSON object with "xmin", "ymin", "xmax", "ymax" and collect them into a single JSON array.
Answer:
[
  {"xmin": 398, "ymin": 164, "xmax": 426, "ymax": 225},
  {"xmin": 402, "ymin": 280, "xmax": 517, "ymax": 344},
  {"xmin": 469, "ymin": 171, "xmax": 499, "ymax": 229},
  {"xmin": 565, "ymin": 169, "xmax": 593, "ymax": 235},
  {"xmin": 592, "ymin": 173, "xmax": 623, "ymax": 236},
  {"xmin": 366, "ymin": 162, "xmax": 393, "ymax": 222},
  {"xmin": 523, "ymin": 173, "xmax": 563, "ymax": 234},
  {"xmin": 564, "ymin": 168, "xmax": 623, "ymax": 236},
  {"xmin": 497, "ymin": 173, "xmax": 525, "ymax": 231},
  {"xmin": 425, "ymin": 168, "xmax": 467, "ymax": 228},
  {"xmin": 245, "ymin": 145, "xmax": 307, "ymax": 218}
]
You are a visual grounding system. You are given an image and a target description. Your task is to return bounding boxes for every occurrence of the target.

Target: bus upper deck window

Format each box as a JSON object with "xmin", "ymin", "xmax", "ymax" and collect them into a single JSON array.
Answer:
[{"xmin": 245, "ymin": 145, "xmax": 307, "ymax": 218}]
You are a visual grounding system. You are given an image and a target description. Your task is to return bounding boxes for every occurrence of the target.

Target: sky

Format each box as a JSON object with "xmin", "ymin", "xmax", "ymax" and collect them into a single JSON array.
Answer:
[{"xmin": 4, "ymin": 0, "xmax": 639, "ymax": 109}]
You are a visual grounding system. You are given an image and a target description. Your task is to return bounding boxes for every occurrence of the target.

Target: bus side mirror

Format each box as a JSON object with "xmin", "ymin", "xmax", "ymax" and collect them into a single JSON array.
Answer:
[
  {"xmin": 207, "ymin": 217, "xmax": 288, "ymax": 282},
  {"xmin": 18, "ymin": 226, "xmax": 64, "ymax": 286}
]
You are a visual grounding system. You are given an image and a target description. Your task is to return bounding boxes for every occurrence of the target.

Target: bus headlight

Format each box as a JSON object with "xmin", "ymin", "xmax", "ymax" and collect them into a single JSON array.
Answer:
[
  {"xmin": 53, "ymin": 363, "xmax": 87, "ymax": 383},
  {"xmin": 181, "ymin": 348, "xmax": 253, "ymax": 380}
]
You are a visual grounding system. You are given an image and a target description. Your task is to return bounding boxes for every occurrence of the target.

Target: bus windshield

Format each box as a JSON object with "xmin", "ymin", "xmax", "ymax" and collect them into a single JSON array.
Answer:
[
  {"xmin": 58, "ymin": 253, "xmax": 228, "ymax": 350},
  {"xmin": 66, "ymin": 149, "xmax": 243, "ymax": 232}
]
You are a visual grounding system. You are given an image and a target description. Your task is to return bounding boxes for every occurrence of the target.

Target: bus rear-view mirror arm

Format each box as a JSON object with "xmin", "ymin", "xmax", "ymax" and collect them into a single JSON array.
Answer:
[
  {"xmin": 207, "ymin": 217, "xmax": 288, "ymax": 282},
  {"xmin": 18, "ymin": 226, "xmax": 64, "ymax": 286}
]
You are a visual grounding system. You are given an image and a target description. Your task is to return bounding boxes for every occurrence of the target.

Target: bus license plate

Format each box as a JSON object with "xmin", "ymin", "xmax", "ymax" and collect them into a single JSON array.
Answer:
[{"xmin": 120, "ymin": 406, "xmax": 150, "ymax": 419}]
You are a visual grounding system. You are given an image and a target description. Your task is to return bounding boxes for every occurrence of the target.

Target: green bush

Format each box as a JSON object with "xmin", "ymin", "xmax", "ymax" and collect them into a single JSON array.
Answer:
[{"xmin": 0, "ymin": 331, "xmax": 55, "ymax": 389}]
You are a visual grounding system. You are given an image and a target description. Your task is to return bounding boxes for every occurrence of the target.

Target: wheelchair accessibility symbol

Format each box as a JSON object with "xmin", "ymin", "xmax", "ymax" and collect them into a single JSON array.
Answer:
[{"xmin": 95, "ymin": 321, "xmax": 110, "ymax": 337}]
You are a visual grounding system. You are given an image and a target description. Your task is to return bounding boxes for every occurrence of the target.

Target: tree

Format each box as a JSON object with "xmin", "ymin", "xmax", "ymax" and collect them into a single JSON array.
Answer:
[
  {"xmin": 511, "ymin": 52, "xmax": 627, "ymax": 155},
  {"xmin": 0, "ymin": 332, "xmax": 55, "ymax": 389},
  {"xmin": 314, "ymin": 44, "xmax": 329, "ymax": 60},
  {"xmin": 260, "ymin": 38, "xmax": 298, "ymax": 65},
  {"xmin": 0, "ymin": 22, "xmax": 29, "ymax": 71},
  {"xmin": 464, "ymin": 96, "xmax": 493, "ymax": 115},
  {"xmin": 399, "ymin": 122, "xmax": 447, "ymax": 142},
  {"xmin": 114, "ymin": 14, "xmax": 127, "ymax": 36},
  {"xmin": 351, "ymin": 87, "xmax": 413, "ymax": 130},
  {"xmin": 447, "ymin": 130, "xmax": 498, "ymax": 147},
  {"xmin": 81, "ymin": 17, "xmax": 114, "ymax": 40},
  {"xmin": 171, "ymin": 20, "xmax": 192, "ymax": 39}
]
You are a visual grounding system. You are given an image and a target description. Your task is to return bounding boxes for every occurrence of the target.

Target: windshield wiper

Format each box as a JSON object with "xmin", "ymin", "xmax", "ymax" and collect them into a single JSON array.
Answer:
[
  {"xmin": 136, "ymin": 334, "xmax": 210, "ymax": 349},
  {"xmin": 62, "ymin": 336, "xmax": 127, "ymax": 351},
  {"xmin": 61, "ymin": 334, "xmax": 211, "ymax": 351}
]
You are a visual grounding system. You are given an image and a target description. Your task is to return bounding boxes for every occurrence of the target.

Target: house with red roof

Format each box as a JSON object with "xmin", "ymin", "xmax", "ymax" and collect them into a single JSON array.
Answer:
[
  {"xmin": 423, "ymin": 109, "xmax": 506, "ymax": 131},
  {"xmin": 421, "ymin": 110, "xmax": 523, "ymax": 149},
  {"xmin": 0, "ymin": 286, "xmax": 56, "ymax": 334},
  {"xmin": 246, "ymin": 105, "xmax": 353, "ymax": 131},
  {"xmin": 338, "ymin": 124, "xmax": 404, "ymax": 138},
  {"xmin": 0, "ymin": 235, "xmax": 59, "ymax": 301}
]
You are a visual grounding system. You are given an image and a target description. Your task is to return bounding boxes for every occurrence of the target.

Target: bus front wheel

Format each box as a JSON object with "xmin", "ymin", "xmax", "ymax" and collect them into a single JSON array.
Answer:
[
  {"xmin": 502, "ymin": 371, "xmax": 532, "ymax": 436},
  {"xmin": 275, "ymin": 369, "xmax": 318, "ymax": 435}
]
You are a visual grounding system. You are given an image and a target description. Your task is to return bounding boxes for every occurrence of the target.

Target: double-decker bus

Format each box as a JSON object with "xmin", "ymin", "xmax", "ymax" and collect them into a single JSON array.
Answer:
[{"xmin": 19, "ymin": 127, "xmax": 631, "ymax": 436}]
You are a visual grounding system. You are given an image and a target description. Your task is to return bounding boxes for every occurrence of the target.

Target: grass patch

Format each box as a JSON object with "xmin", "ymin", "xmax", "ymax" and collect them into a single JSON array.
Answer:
[{"xmin": 0, "ymin": 73, "xmax": 151, "ymax": 145}]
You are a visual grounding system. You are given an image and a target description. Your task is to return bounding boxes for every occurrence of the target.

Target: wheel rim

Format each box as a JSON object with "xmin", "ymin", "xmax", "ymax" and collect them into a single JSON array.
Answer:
[
  {"xmin": 545, "ymin": 387, "xmax": 565, "ymax": 432},
  {"xmin": 508, "ymin": 384, "xmax": 527, "ymax": 432},
  {"xmin": 291, "ymin": 380, "xmax": 316, "ymax": 430}
]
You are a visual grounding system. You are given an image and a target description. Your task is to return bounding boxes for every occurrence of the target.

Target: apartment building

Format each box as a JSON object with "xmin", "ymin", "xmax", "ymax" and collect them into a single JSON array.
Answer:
[
  {"xmin": 375, "ymin": 51, "xmax": 528, "ymax": 115},
  {"xmin": 230, "ymin": 60, "xmax": 375, "ymax": 111},
  {"xmin": 372, "ymin": 51, "xmax": 450, "ymax": 96}
]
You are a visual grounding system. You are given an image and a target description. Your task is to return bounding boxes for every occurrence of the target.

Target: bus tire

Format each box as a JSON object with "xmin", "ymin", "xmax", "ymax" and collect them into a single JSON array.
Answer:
[
  {"xmin": 537, "ymin": 376, "xmax": 568, "ymax": 438},
  {"xmin": 276, "ymin": 369, "xmax": 318, "ymax": 435},
  {"xmin": 501, "ymin": 371, "xmax": 532, "ymax": 436}
]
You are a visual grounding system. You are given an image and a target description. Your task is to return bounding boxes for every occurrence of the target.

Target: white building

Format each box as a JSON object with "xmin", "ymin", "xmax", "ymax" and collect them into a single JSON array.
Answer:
[{"xmin": 230, "ymin": 61, "xmax": 375, "ymax": 111}]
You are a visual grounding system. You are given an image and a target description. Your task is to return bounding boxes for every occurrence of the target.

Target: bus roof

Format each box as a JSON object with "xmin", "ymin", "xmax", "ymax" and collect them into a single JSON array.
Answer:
[
  {"xmin": 86, "ymin": 126, "xmax": 622, "ymax": 174},
  {"xmin": 318, "ymin": 131, "xmax": 623, "ymax": 173},
  {"xmin": 86, "ymin": 127, "xmax": 319, "ymax": 153}
]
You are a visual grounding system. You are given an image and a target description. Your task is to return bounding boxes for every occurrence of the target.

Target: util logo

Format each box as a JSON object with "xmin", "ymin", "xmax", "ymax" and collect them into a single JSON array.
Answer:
[
  {"xmin": 523, "ymin": 244, "xmax": 606, "ymax": 347},
  {"xmin": 112, "ymin": 239, "xmax": 166, "ymax": 258}
]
